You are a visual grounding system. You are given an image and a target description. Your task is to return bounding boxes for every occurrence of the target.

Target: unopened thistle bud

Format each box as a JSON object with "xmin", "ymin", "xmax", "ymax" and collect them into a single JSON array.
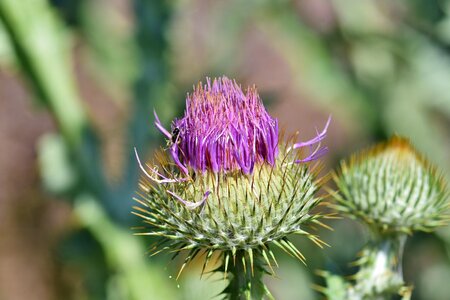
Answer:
[
  {"xmin": 330, "ymin": 136, "xmax": 449, "ymax": 299},
  {"xmin": 333, "ymin": 136, "xmax": 449, "ymax": 235},
  {"xmin": 133, "ymin": 77, "xmax": 330, "ymax": 299}
]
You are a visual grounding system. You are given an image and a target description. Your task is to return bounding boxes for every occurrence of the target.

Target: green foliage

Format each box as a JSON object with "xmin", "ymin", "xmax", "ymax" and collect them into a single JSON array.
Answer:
[
  {"xmin": 37, "ymin": 133, "xmax": 77, "ymax": 194},
  {"xmin": 0, "ymin": 0, "xmax": 177, "ymax": 298},
  {"xmin": 0, "ymin": 0, "xmax": 86, "ymax": 145},
  {"xmin": 75, "ymin": 196, "xmax": 178, "ymax": 300}
]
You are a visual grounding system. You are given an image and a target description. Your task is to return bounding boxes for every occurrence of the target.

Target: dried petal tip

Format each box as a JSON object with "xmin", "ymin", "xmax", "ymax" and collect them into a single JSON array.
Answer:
[
  {"xmin": 333, "ymin": 136, "xmax": 449, "ymax": 234},
  {"xmin": 158, "ymin": 76, "xmax": 279, "ymax": 174}
]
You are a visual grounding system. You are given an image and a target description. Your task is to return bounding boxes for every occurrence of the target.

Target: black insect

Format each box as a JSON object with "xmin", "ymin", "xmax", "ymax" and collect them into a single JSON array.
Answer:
[{"xmin": 171, "ymin": 127, "xmax": 180, "ymax": 144}]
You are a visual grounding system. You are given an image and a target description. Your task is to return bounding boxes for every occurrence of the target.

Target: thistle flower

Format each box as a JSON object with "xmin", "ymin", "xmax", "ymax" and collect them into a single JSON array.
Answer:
[
  {"xmin": 329, "ymin": 136, "xmax": 449, "ymax": 299},
  {"xmin": 133, "ymin": 76, "xmax": 330, "ymax": 299},
  {"xmin": 333, "ymin": 136, "xmax": 449, "ymax": 235}
]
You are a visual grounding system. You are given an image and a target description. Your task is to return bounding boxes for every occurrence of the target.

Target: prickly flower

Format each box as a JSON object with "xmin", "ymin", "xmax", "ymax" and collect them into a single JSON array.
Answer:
[
  {"xmin": 133, "ymin": 76, "xmax": 330, "ymax": 299},
  {"xmin": 330, "ymin": 137, "xmax": 449, "ymax": 299},
  {"xmin": 333, "ymin": 136, "xmax": 449, "ymax": 235}
]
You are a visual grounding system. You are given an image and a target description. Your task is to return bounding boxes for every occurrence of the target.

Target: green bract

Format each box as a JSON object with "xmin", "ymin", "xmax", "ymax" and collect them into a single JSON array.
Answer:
[
  {"xmin": 134, "ymin": 142, "xmax": 327, "ymax": 277},
  {"xmin": 333, "ymin": 136, "xmax": 449, "ymax": 234}
]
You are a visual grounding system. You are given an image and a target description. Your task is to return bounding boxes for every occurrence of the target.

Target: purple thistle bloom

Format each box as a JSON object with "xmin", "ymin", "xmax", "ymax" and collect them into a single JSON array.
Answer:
[
  {"xmin": 160, "ymin": 77, "xmax": 278, "ymax": 174},
  {"xmin": 154, "ymin": 76, "xmax": 328, "ymax": 175},
  {"xmin": 134, "ymin": 76, "xmax": 332, "ymax": 299}
]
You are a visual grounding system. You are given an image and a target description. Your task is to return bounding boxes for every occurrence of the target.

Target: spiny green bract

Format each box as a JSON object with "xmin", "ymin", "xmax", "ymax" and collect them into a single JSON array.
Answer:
[
  {"xmin": 333, "ymin": 136, "xmax": 449, "ymax": 234},
  {"xmin": 133, "ymin": 142, "xmax": 328, "ymax": 275}
]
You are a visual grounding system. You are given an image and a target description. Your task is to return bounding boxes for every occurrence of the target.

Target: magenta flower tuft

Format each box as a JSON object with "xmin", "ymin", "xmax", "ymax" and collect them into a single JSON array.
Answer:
[
  {"xmin": 155, "ymin": 76, "xmax": 328, "ymax": 175},
  {"xmin": 156, "ymin": 77, "xmax": 278, "ymax": 174}
]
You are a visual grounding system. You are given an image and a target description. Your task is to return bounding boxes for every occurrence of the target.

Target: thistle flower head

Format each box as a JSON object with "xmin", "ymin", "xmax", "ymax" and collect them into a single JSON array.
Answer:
[
  {"xmin": 134, "ymin": 76, "xmax": 330, "ymax": 279},
  {"xmin": 333, "ymin": 136, "xmax": 449, "ymax": 234},
  {"xmin": 168, "ymin": 77, "xmax": 278, "ymax": 174}
]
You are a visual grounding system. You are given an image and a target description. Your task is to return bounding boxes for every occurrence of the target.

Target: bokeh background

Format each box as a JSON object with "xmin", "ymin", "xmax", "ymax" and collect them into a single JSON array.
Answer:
[{"xmin": 0, "ymin": 0, "xmax": 449, "ymax": 299}]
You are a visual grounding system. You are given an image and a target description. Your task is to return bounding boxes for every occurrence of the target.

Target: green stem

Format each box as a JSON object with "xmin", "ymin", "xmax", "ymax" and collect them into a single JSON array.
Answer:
[
  {"xmin": 224, "ymin": 250, "xmax": 273, "ymax": 300},
  {"xmin": 0, "ymin": 0, "xmax": 87, "ymax": 147},
  {"xmin": 0, "ymin": 0, "xmax": 175, "ymax": 224},
  {"xmin": 350, "ymin": 233, "xmax": 411, "ymax": 300}
]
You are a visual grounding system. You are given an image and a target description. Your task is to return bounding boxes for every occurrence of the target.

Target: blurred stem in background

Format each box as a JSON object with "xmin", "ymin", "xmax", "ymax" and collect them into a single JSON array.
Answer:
[
  {"xmin": 0, "ymin": 0, "xmax": 87, "ymax": 147},
  {"xmin": 349, "ymin": 234, "xmax": 410, "ymax": 300},
  {"xmin": 117, "ymin": 0, "xmax": 175, "ymax": 221},
  {"xmin": 0, "ymin": 0, "xmax": 177, "ymax": 299},
  {"xmin": 319, "ymin": 234, "xmax": 411, "ymax": 300},
  {"xmin": 0, "ymin": 0, "xmax": 175, "ymax": 223}
]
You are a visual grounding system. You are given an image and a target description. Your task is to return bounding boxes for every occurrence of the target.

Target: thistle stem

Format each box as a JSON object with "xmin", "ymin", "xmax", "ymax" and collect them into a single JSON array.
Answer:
[
  {"xmin": 224, "ymin": 250, "xmax": 273, "ymax": 300},
  {"xmin": 349, "ymin": 233, "xmax": 410, "ymax": 299}
]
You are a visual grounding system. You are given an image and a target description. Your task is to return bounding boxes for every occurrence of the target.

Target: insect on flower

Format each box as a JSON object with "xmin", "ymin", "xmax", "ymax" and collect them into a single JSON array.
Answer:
[
  {"xmin": 164, "ymin": 126, "xmax": 181, "ymax": 150},
  {"xmin": 171, "ymin": 127, "xmax": 180, "ymax": 144}
]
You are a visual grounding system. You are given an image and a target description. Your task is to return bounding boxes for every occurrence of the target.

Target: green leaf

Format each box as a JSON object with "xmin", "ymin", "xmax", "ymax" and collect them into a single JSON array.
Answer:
[
  {"xmin": 75, "ymin": 195, "xmax": 178, "ymax": 300},
  {"xmin": 0, "ymin": 0, "xmax": 87, "ymax": 146},
  {"xmin": 37, "ymin": 133, "xmax": 77, "ymax": 194}
]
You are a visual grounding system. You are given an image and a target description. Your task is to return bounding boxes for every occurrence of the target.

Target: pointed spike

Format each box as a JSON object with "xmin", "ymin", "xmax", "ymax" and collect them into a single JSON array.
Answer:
[
  {"xmin": 201, "ymin": 250, "xmax": 214, "ymax": 278},
  {"xmin": 272, "ymin": 240, "xmax": 292, "ymax": 258},
  {"xmin": 176, "ymin": 248, "xmax": 199, "ymax": 280},
  {"xmin": 177, "ymin": 259, "xmax": 189, "ymax": 281},
  {"xmin": 308, "ymin": 234, "xmax": 329, "ymax": 248},
  {"xmin": 285, "ymin": 239, "xmax": 306, "ymax": 264},
  {"xmin": 170, "ymin": 244, "xmax": 195, "ymax": 253},
  {"xmin": 284, "ymin": 239, "xmax": 306, "ymax": 265},
  {"xmin": 261, "ymin": 249, "xmax": 275, "ymax": 275},
  {"xmin": 312, "ymin": 219, "xmax": 334, "ymax": 231},
  {"xmin": 248, "ymin": 248, "xmax": 254, "ymax": 277},
  {"xmin": 232, "ymin": 247, "xmax": 237, "ymax": 266},
  {"xmin": 170, "ymin": 249, "xmax": 183, "ymax": 261},
  {"xmin": 150, "ymin": 246, "xmax": 170, "ymax": 257},
  {"xmin": 224, "ymin": 252, "xmax": 230, "ymax": 280},
  {"xmin": 268, "ymin": 248, "xmax": 279, "ymax": 267},
  {"xmin": 280, "ymin": 239, "xmax": 301, "ymax": 262},
  {"xmin": 241, "ymin": 254, "xmax": 247, "ymax": 274},
  {"xmin": 256, "ymin": 214, "xmax": 265, "ymax": 233}
]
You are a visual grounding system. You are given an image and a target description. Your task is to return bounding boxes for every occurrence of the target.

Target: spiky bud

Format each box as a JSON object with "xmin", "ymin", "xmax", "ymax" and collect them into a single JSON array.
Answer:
[
  {"xmin": 333, "ymin": 136, "xmax": 449, "ymax": 235},
  {"xmin": 133, "ymin": 76, "xmax": 330, "ymax": 298},
  {"xmin": 328, "ymin": 136, "xmax": 449, "ymax": 299}
]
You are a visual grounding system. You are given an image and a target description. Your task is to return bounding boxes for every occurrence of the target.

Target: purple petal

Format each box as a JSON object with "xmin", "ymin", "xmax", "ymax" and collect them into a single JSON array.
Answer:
[
  {"xmin": 170, "ymin": 144, "xmax": 189, "ymax": 175},
  {"xmin": 154, "ymin": 110, "xmax": 171, "ymax": 139},
  {"xmin": 293, "ymin": 116, "xmax": 331, "ymax": 164},
  {"xmin": 295, "ymin": 146, "xmax": 329, "ymax": 163},
  {"xmin": 293, "ymin": 115, "xmax": 331, "ymax": 149}
]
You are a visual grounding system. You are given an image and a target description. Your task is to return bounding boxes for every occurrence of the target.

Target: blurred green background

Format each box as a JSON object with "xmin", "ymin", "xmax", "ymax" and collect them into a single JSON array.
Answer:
[{"xmin": 0, "ymin": 0, "xmax": 449, "ymax": 299}]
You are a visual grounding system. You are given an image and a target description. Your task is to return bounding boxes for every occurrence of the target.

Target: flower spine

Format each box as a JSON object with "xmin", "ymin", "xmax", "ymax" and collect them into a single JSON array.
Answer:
[{"xmin": 133, "ymin": 76, "xmax": 330, "ymax": 299}]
